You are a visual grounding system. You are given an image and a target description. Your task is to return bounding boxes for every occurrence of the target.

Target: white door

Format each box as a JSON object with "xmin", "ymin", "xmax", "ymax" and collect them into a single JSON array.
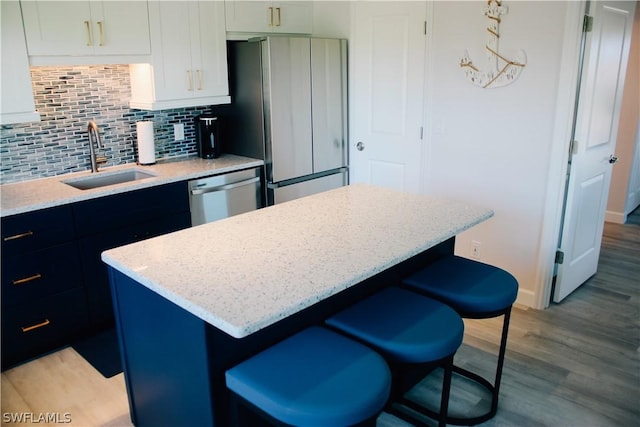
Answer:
[
  {"xmin": 554, "ymin": 1, "xmax": 636, "ymax": 302},
  {"xmin": 349, "ymin": 1, "xmax": 426, "ymax": 193}
]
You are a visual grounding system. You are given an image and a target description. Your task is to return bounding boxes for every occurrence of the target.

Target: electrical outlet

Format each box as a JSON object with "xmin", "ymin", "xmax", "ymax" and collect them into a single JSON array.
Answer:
[
  {"xmin": 471, "ymin": 240, "xmax": 482, "ymax": 259},
  {"xmin": 174, "ymin": 123, "xmax": 185, "ymax": 141}
]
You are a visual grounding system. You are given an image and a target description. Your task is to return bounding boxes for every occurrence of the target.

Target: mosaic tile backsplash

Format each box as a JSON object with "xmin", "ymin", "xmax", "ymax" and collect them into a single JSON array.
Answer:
[{"xmin": 0, "ymin": 65, "xmax": 212, "ymax": 184}]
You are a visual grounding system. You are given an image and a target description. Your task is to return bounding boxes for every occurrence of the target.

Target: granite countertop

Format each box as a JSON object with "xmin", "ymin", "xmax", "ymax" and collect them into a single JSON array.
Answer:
[
  {"xmin": 0, "ymin": 154, "xmax": 263, "ymax": 217},
  {"xmin": 102, "ymin": 184, "xmax": 494, "ymax": 339}
]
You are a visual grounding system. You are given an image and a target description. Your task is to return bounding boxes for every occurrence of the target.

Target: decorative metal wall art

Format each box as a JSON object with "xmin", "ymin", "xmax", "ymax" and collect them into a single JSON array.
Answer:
[{"xmin": 460, "ymin": 0, "xmax": 526, "ymax": 88}]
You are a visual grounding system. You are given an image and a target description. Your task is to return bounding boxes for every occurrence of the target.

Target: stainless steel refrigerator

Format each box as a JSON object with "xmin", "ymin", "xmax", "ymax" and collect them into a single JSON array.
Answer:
[{"xmin": 226, "ymin": 37, "xmax": 348, "ymax": 205}]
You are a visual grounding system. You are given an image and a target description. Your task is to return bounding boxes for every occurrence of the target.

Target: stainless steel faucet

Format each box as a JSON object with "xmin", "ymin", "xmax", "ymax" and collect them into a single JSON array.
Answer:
[{"xmin": 88, "ymin": 121, "xmax": 107, "ymax": 172}]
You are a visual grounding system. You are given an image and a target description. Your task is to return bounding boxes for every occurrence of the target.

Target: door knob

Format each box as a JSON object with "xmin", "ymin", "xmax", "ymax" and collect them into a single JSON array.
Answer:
[
  {"xmin": 609, "ymin": 155, "xmax": 618, "ymax": 164},
  {"xmin": 356, "ymin": 141, "xmax": 365, "ymax": 151}
]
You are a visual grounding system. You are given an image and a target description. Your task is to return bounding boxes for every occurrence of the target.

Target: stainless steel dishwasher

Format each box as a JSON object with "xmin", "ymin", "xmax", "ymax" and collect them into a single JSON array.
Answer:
[{"xmin": 188, "ymin": 167, "xmax": 263, "ymax": 226}]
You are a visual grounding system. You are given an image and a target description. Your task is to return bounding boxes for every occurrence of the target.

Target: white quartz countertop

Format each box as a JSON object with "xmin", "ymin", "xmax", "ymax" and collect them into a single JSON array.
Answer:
[
  {"xmin": 0, "ymin": 155, "xmax": 263, "ymax": 217},
  {"xmin": 102, "ymin": 184, "xmax": 493, "ymax": 339}
]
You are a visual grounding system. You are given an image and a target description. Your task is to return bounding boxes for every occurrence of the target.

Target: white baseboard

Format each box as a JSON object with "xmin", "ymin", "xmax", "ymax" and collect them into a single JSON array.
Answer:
[
  {"xmin": 605, "ymin": 210, "xmax": 626, "ymax": 224},
  {"xmin": 515, "ymin": 288, "xmax": 539, "ymax": 309}
]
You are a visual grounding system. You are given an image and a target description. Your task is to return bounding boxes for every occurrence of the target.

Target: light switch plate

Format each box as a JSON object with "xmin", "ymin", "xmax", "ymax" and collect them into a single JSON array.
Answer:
[{"xmin": 174, "ymin": 123, "xmax": 185, "ymax": 141}]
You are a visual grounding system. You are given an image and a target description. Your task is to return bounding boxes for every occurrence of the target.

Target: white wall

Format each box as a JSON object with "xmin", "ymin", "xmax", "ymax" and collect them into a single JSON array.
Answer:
[
  {"xmin": 312, "ymin": 1, "xmax": 351, "ymax": 38},
  {"xmin": 423, "ymin": 1, "xmax": 573, "ymax": 307},
  {"xmin": 317, "ymin": 0, "xmax": 585, "ymax": 308}
]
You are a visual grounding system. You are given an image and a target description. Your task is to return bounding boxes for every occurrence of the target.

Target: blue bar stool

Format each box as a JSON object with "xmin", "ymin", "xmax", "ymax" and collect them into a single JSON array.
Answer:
[
  {"xmin": 326, "ymin": 286, "xmax": 464, "ymax": 427},
  {"xmin": 225, "ymin": 326, "xmax": 391, "ymax": 427},
  {"xmin": 403, "ymin": 255, "xmax": 519, "ymax": 425}
]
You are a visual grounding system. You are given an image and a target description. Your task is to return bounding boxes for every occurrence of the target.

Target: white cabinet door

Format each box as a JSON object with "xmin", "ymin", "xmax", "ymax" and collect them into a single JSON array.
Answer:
[
  {"xmin": 225, "ymin": 0, "xmax": 312, "ymax": 34},
  {"xmin": 272, "ymin": 1, "xmax": 313, "ymax": 34},
  {"xmin": 225, "ymin": 1, "xmax": 273, "ymax": 33},
  {"xmin": 147, "ymin": 1, "xmax": 193, "ymax": 102},
  {"xmin": 191, "ymin": 1, "xmax": 229, "ymax": 100},
  {"xmin": 129, "ymin": 0, "xmax": 229, "ymax": 110},
  {"xmin": 87, "ymin": 1, "xmax": 151, "ymax": 55},
  {"xmin": 21, "ymin": 1, "xmax": 94, "ymax": 56},
  {"xmin": 1, "ymin": 1, "xmax": 39, "ymax": 125},
  {"xmin": 21, "ymin": 0, "xmax": 150, "ymax": 57},
  {"xmin": 349, "ymin": 1, "xmax": 427, "ymax": 193}
]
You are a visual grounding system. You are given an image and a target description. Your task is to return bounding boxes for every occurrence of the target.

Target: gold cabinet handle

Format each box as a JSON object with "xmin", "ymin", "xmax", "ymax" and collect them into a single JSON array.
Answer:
[
  {"xmin": 21, "ymin": 319, "xmax": 51, "ymax": 333},
  {"xmin": 97, "ymin": 21, "xmax": 104, "ymax": 46},
  {"xmin": 276, "ymin": 7, "xmax": 281, "ymax": 27},
  {"xmin": 187, "ymin": 70, "xmax": 193, "ymax": 91},
  {"xmin": 268, "ymin": 6, "xmax": 274, "ymax": 27},
  {"xmin": 3, "ymin": 231, "xmax": 34, "ymax": 242},
  {"xmin": 197, "ymin": 69, "xmax": 203, "ymax": 90},
  {"xmin": 12, "ymin": 273, "xmax": 42, "ymax": 286},
  {"xmin": 84, "ymin": 20, "xmax": 93, "ymax": 46}
]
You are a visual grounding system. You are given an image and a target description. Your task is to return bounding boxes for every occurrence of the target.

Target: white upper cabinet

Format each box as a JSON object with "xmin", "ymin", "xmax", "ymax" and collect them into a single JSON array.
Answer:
[
  {"xmin": 129, "ymin": 1, "xmax": 230, "ymax": 110},
  {"xmin": 21, "ymin": 0, "xmax": 150, "ymax": 59},
  {"xmin": 225, "ymin": 1, "xmax": 313, "ymax": 34},
  {"xmin": 1, "ymin": 1, "xmax": 39, "ymax": 125}
]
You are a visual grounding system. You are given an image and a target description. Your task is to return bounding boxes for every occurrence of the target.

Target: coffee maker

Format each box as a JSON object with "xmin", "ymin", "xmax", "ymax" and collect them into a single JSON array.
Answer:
[{"xmin": 195, "ymin": 114, "xmax": 220, "ymax": 159}]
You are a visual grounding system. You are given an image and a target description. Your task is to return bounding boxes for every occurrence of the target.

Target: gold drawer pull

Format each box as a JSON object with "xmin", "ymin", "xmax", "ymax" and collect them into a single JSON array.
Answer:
[
  {"xmin": 85, "ymin": 20, "xmax": 92, "ymax": 46},
  {"xmin": 187, "ymin": 70, "xmax": 194, "ymax": 91},
  {"xmin": 97, "ymin": 21, "xmax": 104, "ymax": 46},
  {"xmin": 4, "ymin": 231, "xmax": 34, "ymax": 242},
  {"xmin": 21, "ymin": 319, "xmax": 51, "ymax": 333},
  {"xmin": 13, "ymin": 273, "xmax": 42, "ymax": 286}
]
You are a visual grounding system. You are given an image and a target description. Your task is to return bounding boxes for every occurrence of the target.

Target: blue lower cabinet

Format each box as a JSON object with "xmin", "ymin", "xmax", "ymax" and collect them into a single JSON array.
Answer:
[
  {"xmin": 79, "ymin": 212, "xmax": 191, "ymax": 330},
  {"xmin": 1, "ymin": 206, "xmax": 86, "ymax": 370},
  {"xmin": 1, "ymin": 181, "xmax": 191, "ymax": 369}
]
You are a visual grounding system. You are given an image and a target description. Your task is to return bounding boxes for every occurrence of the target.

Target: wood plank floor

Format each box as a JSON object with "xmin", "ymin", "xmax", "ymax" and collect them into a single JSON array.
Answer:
[{"xmin": 2, "ymin": 215, "xmax": 639, "ymax": 426}]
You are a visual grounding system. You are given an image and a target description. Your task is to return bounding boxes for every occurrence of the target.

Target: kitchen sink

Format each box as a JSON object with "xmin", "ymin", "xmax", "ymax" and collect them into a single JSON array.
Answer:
[{"xmin": 63, "ymin": 169, "xmax": 157, "ymax": 190}]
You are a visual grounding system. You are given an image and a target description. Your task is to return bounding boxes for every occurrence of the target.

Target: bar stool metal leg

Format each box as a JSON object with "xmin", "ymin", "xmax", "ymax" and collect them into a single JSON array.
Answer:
[
  {"xmin": 449, "ymin": 307, "xmax": 512, "ymax": 425},
  {"xmin": 402, "ymin": 255, "xmax": 519, "ymax": 425}
]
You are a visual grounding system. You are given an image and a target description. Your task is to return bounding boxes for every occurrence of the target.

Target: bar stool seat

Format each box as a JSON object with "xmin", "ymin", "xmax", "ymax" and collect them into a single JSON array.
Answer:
[
  {"xmin": 403, "ymin": 255, "xmax": 518, "ymax": 425},
  {"xmin": 225, "ymin": 326, "xmax": 391, "ymax": 427},
  {"xmin": 326, "ymin": 286, "xmax": 464, "ymax": 427}
]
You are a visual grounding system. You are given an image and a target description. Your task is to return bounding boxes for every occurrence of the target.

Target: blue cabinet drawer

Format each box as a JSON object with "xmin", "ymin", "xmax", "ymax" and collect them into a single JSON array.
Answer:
[
  {"xmin": 1, "ymin": 287, "xmax": 89, "ymax": 370},
  {"xmin": 1, "ymin": 242, "xmax": 82, "ymax": 308},
  {"xmin": 1, "ymin": 205, "xmax": 75, "ymax": 256}
]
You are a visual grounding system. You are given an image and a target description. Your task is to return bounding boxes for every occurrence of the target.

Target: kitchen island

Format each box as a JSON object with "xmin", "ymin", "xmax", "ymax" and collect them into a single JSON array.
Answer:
[{"xmin": 102, "ymin": 184, "xmax": 493, "ymax": 426}]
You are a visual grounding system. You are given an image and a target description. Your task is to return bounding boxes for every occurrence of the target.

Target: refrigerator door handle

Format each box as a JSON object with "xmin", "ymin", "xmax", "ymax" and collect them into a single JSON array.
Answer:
[
  {"xmin": 267, "ymin": 167, "xmax": 348, "ymax": 190},
  {"xmin": 190, "ymin": 177, "xmax": 260, "ymax": 196}
]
